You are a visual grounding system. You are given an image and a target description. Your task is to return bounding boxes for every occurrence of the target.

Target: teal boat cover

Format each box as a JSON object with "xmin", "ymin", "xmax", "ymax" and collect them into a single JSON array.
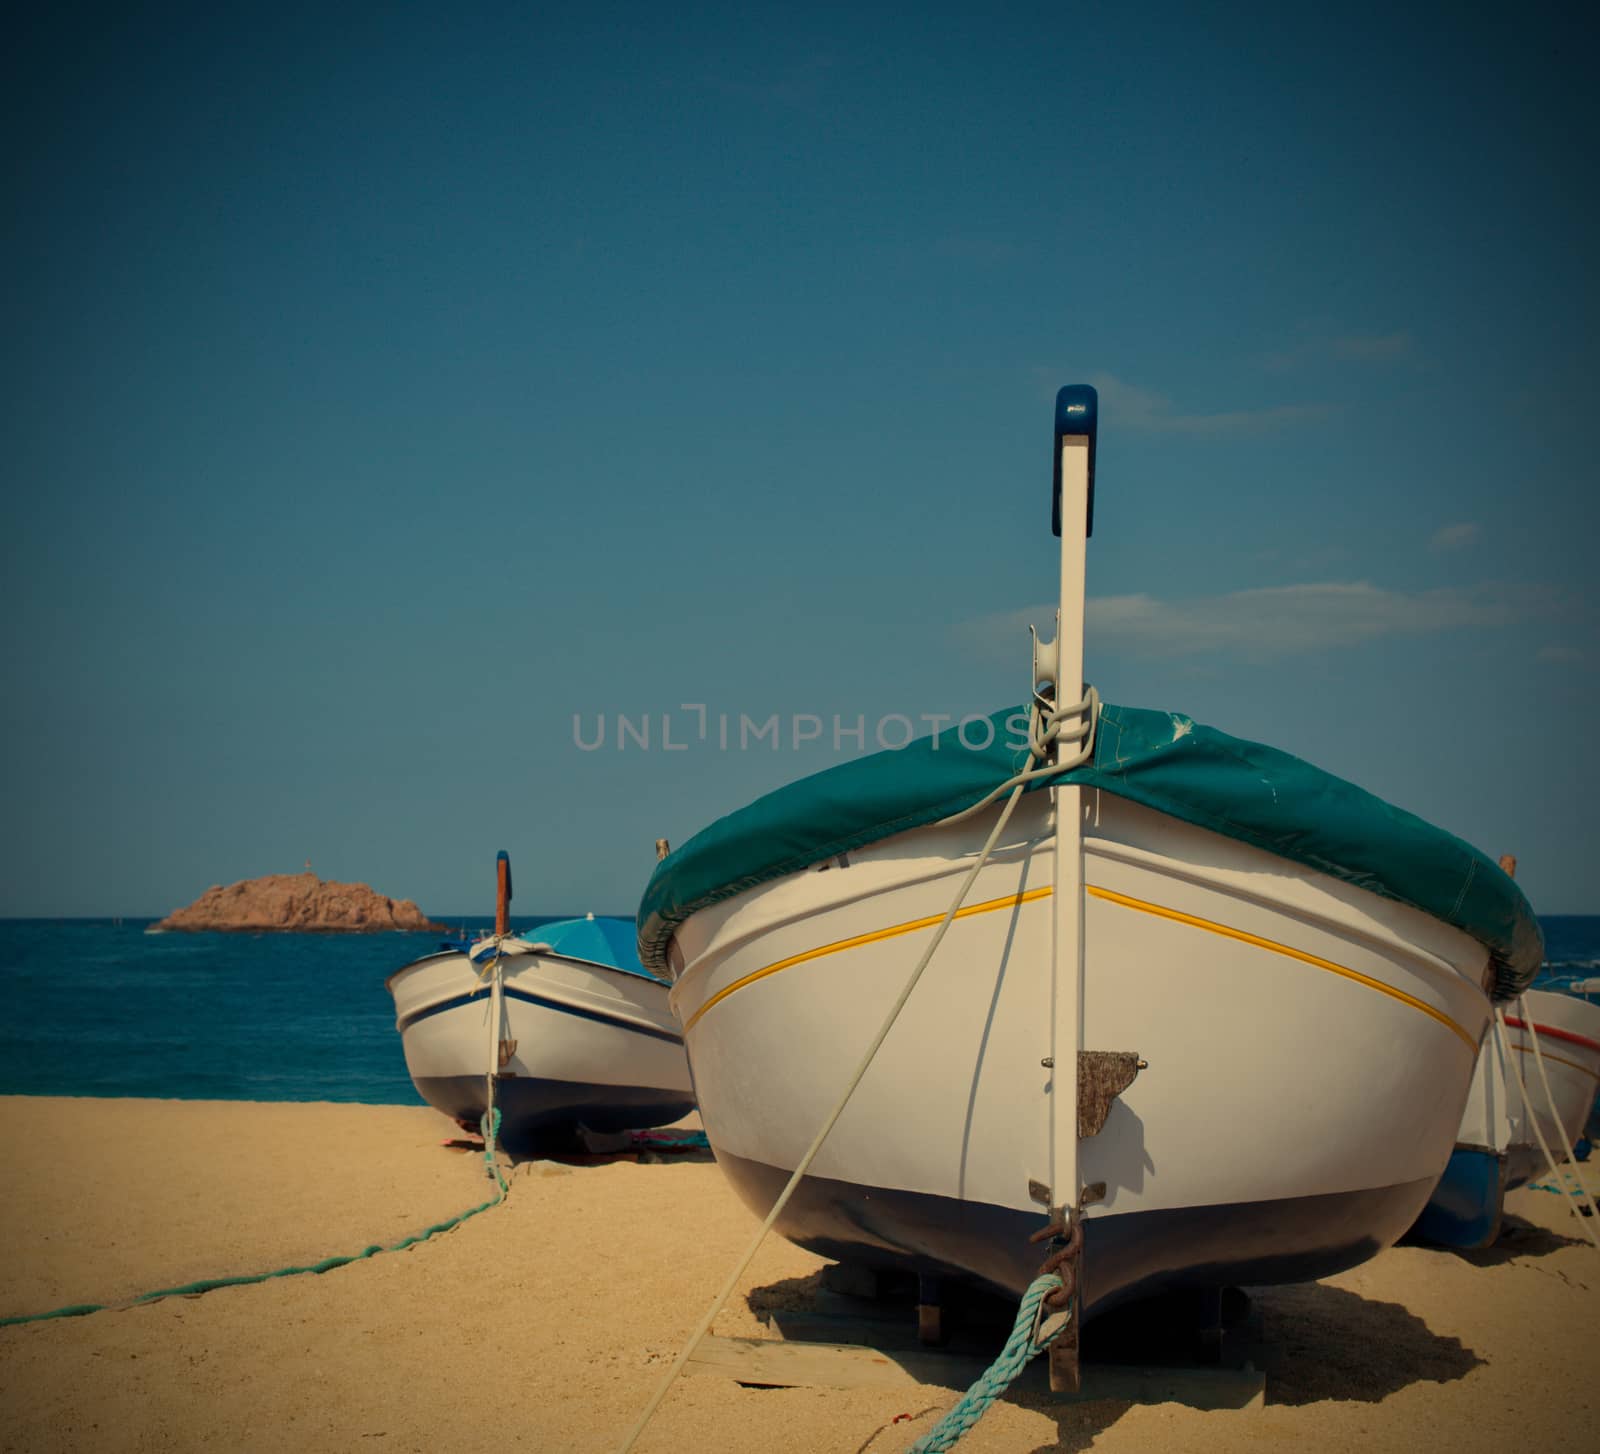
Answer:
[{"xmin": 636, "ymin": 703, "xmax": 1542, "ymax": 999}]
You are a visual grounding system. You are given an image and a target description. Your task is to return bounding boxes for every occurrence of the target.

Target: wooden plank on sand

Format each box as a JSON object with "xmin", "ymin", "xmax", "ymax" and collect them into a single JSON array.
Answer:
[
  {"xmin": 1067, "ymin": 1363, "xmax": 1264, "ymax": 1410},
  {"xmin": 684, "ymin": 1336, "xmax": 1265, "ymax": 1410},
  {"xmin": 685, "ymin": 1335, "xmax": 992, "ymax": 1391}
]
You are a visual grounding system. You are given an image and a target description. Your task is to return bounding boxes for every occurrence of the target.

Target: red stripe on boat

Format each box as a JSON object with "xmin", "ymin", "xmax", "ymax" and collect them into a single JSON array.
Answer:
[{"xmin": 1504, "ymin": 1016, "xmax": 1600, "ymax": 1057}]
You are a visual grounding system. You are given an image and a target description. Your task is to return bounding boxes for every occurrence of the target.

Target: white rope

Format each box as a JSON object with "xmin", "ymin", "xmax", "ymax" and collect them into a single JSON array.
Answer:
[
  {"xmin": 1513, "ymin": 996, "xmax": 1600, "ymax": 1239},
  {"xmin": 936, "ymin": 686, "xmax": 1099, "ymax": 829},
  {"xmin": 1492, "ymin": 1008, "xmax": 1600, "ymax": 1251},
  {"xmin": 613, "ymin": 694, "xmax": 1099, "ymax": 1454}
]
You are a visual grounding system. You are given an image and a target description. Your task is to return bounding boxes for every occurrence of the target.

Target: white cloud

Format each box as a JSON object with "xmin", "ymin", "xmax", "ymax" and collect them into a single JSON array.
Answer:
[
  {"xmin": 1263, "ymin": 329, "xmax": 1417, "ymax": 372},
  {"xmin": 957, "ymin": 581, "xmax": 1560, "ymax": 662},
  {"xmin": 1087, "ymin": 372, "xmax": 1332, "ymax": 437},
  {"xmin": 1429, "ymin": 522, "xmax": 1480, "ymax": 553},
  {"xmin": 1330, "ymin": 331, "xmax": 1414, "ymax": 362}
]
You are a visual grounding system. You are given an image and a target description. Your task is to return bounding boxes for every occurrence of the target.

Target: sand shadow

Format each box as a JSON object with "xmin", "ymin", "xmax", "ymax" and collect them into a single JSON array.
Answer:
[
  {"xmin": 856, "ymin": 1399, "xmax": 1125, "ymax": 1454},
  {"xmin": 1008, "ymin": 1282, "xmax": 1483, "ymax": 1449},
  {"xmin": 539, "ymin": 1148, "xmax": 718, "ymax": 1167},
  {"xmin": 1249, "ymin": 1281, "xmax": 1482, "ymax": 1405},
  {"xmin": 747, "ymin": 1268, "xmax": 1030, "ymax": 1331},
  {"xmin": 1443, "ymin": 1212, "xmax": 1587, "ymax": 1267},
  {"xmin": 503, "ymin": 1144, "xmax": 716, "ymax": 1168},
  {"xmin": 746, "ymin": 1270, "xmax": 1483, "ymax": 1450},
  {"xmin": 746, "ymin": 1271, "xmax": 1129, "ymax": 1454},
  {"xmin": 440, "ymin": 1131, "xmax": 715, "ymax": 1167}
]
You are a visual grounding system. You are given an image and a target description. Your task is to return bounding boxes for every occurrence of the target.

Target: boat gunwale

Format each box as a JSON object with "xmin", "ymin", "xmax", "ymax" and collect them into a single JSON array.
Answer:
[
  {"xmin": 384, "ymin": 945, "xmax": 668, "ymax": 994},
  {"xmin": 668, "ymin": 803, "xmax": 1494, "ymax": 1039},
  {"xmin": 1502, "ymin": 1015, "xmax": 1600, "ymax": 1058},
  {"xmin": 394, "ymin": 977, "xmax": 683, "ymax": 1044}
]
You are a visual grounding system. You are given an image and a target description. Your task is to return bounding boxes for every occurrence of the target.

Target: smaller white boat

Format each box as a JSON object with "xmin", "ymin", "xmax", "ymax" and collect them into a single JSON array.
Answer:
[
  {"xmin": 1413, "ymin": 986, "xmax": 1600, "ymax": 1247},
  {"xmin": 386, "ymin": 852, "xmax": 694, "ymax": 1150}
]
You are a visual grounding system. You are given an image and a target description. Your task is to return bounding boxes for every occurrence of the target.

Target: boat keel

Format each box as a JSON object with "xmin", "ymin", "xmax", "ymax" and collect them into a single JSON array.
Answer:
[{"xmin": 714, "ymin": 1145, "xmax": 1438, "ymax": 1317}]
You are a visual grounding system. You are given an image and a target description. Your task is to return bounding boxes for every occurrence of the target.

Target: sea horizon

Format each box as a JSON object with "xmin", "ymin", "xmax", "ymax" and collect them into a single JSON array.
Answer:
[
  {"xmin": 3, "ymin": 913, "xmax": 1597, "ymax": 1110},
  {"xmin": 5, "ymin": 910, "xmax": 1597, "ymax": 924},
  {"xmin": 0, "ymin": 912, "xmax": 639, "ymax": 924},
  {"xmin": 0, "ymin": 914, "xmax": 641, "ymax": 1107}
]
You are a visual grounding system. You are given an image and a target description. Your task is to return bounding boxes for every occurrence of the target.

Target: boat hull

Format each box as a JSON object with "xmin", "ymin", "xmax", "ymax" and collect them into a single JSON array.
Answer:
[
  {"xmin": 388, "ymin": 948, "xmax": 695, "ymax": 1148},
  {"xmin": 1411, "ymin": 1147, "xmax": 1509, "ymax": 1249},
  {"xmin": 716, "ymin": 1146, "xmax": 1436, "ymax": 1303},
  {"xmin": 1413, "ymin": 987, "xmax": 1600, "ymax": 1246},
  {"xmin": 668, "ymin": 790, "xmax": 1492, "ymax": 1315}
]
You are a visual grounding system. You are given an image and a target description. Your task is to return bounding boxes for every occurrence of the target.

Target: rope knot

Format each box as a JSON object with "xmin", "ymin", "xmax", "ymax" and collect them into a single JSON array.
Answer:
[
  {"xmin": 1030, "ymin": 684, "xmax": 1100, "ymax": 770},
  {"xmin": 1027, "ymin": 1215, "xmax": 1083, "ymax": 1310}
]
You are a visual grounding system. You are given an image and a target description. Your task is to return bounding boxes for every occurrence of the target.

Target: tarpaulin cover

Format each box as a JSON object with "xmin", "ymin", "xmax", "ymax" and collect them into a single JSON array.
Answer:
[{"xmin": 636, "ymin": 703, "xmax": 1542, "ymax": 998}]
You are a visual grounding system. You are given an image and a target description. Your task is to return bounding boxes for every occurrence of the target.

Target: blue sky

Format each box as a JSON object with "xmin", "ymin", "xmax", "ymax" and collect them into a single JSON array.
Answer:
[{"xmin": 3, "ymin": 2, "xmax": 1595, "ymax": 918}]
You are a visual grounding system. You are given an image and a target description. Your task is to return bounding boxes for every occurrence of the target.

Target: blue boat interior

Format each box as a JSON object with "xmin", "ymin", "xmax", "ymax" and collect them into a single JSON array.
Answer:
[{"xmin": 523, "ymin": 915, "xmax": 661, "ymax": 980}]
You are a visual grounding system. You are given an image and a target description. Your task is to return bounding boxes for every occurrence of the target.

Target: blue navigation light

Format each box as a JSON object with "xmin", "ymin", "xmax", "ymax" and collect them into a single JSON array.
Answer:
[{"xmin": 1052, "ymin": 384, "xmax": 1099, "ymax": 537}]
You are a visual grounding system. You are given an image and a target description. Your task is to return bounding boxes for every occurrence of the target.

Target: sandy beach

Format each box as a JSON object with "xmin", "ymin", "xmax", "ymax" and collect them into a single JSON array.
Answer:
[{"xmin": 0, "ymin": 1095, "xmax": 1595, "ymax": 1453}]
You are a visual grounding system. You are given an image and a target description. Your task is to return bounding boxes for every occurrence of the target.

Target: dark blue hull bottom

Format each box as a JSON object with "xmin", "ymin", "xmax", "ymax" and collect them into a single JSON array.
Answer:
[
  {"xmin": 416, "ymin": 1074, "xmax": 695, "ymax": 1150},
  {"xmin": 1411, "ymin": 1147, "xmax": 1507, "ymax": 1249},
  {"xmin": 1411, "ymin": 1140, "xmax": 1550, "ymax": 1249},
  {"xmin": 714, "ymin": 1147, "xmax": 1436, "ymax": 1319}
]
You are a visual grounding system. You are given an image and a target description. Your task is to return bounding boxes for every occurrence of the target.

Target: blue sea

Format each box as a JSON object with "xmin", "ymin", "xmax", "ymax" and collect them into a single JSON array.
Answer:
[
  {"xmin": 1, "ymin": 915, "xmax": 1597, "ymax": 1105},
  {"xmin": 0, "ymin": 915, "xmax": 610, "ymax": 1104}
]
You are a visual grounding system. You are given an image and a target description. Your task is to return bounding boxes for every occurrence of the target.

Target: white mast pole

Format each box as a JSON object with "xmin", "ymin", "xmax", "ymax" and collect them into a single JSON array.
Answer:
[{"xmin": 1048, "ymin": 385, "xmax": 1096, "ymax": 1382}]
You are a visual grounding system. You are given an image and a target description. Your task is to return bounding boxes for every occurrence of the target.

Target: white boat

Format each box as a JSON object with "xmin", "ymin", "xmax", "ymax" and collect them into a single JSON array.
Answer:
[
  {"xmin": 635, "ymin": 387, "xmax": 1543, "ymax": 1355},
  {"xmin": 388, "ymin": 854, "xmax": 694, "ymax": 1149},
  {"xmin": 1414, "ymin": 986, "xmax": 1600, "ymax": 1247}
]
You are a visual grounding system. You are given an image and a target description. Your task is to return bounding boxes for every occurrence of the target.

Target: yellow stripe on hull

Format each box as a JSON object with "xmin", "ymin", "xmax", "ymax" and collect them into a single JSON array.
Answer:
[
  {"xmin": 1509, "ymin": 1043, "xmax": 1600, "ymax": 1085},
  {"xmin": 681, "ymin": 886, "xmax": 1049, "ymax": 1034},
  {"xmin": 1085, "ymin": 885, "xmax": 1480, "ymax": 1052},
  {"xmin": 680, "ymin": 880, "xmax": 1480, "ymax": 1052}
]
